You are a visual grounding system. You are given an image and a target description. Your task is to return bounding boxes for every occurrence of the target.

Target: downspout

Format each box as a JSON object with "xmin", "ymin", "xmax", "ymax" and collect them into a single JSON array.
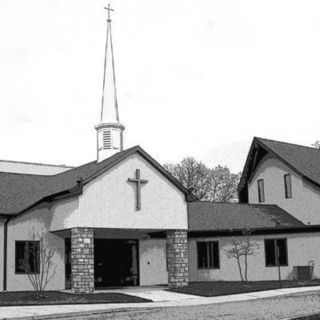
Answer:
[{"xmin": 3, "ymin": 217, "xmax": 11, "ymax": 291}]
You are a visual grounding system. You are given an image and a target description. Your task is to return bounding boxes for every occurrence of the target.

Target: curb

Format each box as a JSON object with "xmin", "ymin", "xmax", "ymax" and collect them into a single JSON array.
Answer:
[
  {"xmin": 2, "ymin": 286, "xmax": 320, "ymax": 320},
  {"xmin": 282, "ymin": 312, "xmax": 320, "ymax": 320},
  {"xmin": 1, "ymin": 307, "xmax": 145, "ymax": 320}
]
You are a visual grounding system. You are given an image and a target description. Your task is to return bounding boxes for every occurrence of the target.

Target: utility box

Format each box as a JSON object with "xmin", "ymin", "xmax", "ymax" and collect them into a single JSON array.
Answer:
[{"xmin": 293, "ymin": 266, "xmax": 313, "ymax": 280}]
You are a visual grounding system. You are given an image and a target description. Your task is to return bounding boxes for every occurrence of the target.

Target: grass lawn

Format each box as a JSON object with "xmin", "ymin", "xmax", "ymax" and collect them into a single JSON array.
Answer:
[
  {"xmin": 169, "ymin": 280, "xmax": 320, "ymax": 297},
  {"xmin": 0, "ymin": 291, "xmax": 151, "ymax": 306}
]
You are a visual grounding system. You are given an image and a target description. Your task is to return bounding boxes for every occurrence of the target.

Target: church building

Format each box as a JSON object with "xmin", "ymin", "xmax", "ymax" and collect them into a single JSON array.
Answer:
[{"xmin": 0, "ymin": 7, "xmax": 320, "ymax": 293}]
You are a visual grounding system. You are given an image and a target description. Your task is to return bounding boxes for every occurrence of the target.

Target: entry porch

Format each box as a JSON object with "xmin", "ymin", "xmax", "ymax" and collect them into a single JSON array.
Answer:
[{"xmin": 59, "ymin": 228, "xmax": 189, "ymax": 293}]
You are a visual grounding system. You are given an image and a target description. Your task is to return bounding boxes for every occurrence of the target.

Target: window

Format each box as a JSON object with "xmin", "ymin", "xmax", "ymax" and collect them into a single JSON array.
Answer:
[
  {"xmin": 265, "ymin": 239, "xmax": 288, "ymax": 267},
  {"xmin": 284, "ymin": 174, "xmax": 292, "ymax": 198},
  {"xmin": 197, "ymin": 241, "xmax": 219, "ymax": 269},
  {"xmin": 258, "ymin": 179, "xmax": 265, "ymax": 203},
  {"xmin": 15, "ymin": 241, "xmax": 40, "ymax": 274}
]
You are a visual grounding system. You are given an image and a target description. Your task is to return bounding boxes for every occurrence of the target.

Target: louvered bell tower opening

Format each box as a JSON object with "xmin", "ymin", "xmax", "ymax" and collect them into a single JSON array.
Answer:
[
  {"xmin": 100, "ymin": 128, "xmax": 124, "ymax": 151},
  {"xmin": 103, "ymin": 130, "xmax": 112, "ymax": 149}
]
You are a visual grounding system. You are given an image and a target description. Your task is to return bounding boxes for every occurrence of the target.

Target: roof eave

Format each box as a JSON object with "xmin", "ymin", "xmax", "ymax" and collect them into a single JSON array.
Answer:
[
  {"xmin": 12, "ymin": 183, "xmax": 83, "ymax": 218},
  {"xmin": 188, "ymin": 224, "xmax": 318, "ymax": 237}
]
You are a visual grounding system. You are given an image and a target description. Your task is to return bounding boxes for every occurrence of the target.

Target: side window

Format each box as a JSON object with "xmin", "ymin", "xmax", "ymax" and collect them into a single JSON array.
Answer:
[
  {"xmin": 265, "ymin": 239, "xmax": 288, "ymax": 267},
  {"xmin": 15, "ymin": 241, "xmax": 40, "ymax": 274},
  {"xmin": 258, "ymin": 179, "xmax": 265, "ymax": 203},
  {"xmin": 197, "ymin": 241, "xmax": 219, "ymax": 269},
  {"xmin": 284, "ymin": 174, "xmax": 292, "ymax": 199}
]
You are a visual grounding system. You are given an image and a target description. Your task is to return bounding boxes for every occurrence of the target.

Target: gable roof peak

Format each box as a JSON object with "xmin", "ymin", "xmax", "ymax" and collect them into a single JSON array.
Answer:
[
  {"xmin": 238, "ymin": 136, "xmax": 320, "ymax": 202},
  {"xmin": 0, "ymin": 145, "xmax": 194, "ymax": 216}
]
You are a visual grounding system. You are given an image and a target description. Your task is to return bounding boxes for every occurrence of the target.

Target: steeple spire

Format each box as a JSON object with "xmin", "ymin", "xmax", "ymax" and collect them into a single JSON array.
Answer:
[
  {"xmin": 100, "ymin": 4, "xmax": 119, "ymax": 123},
  {"xmin": 95, "ymin": 4, "xmax": 125, "ymax": 162}
]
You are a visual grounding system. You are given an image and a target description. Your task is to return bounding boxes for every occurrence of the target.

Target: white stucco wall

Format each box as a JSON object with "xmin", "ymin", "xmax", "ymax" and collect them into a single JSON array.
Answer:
[
  {"xmin": 248, "ymin": 155, "xmax": 320, "ymax": 224},
  {"xmin": 140, "ymin": 239, "xmax": 167, "ymax": 286},
  {"xmin": 50, "ymin": 153, "xmax": 188, "ymax": 231},
  {"xmin": 50, "ymin": 197, "xmax": 79, "ymax": 231},
  {"xmin": 189, "ymin": 233, "xmax": 320, "ymax": 282},
  {"xmin": 6, "ymin": 204, "xmax": 65, "ymax": 291}
]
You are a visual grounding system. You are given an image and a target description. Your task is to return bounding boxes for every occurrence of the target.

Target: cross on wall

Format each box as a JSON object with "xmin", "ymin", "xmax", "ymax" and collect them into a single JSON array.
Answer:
[{"xmin": 128, "ymin": 169, "xmax": 148, "ymax": 211}]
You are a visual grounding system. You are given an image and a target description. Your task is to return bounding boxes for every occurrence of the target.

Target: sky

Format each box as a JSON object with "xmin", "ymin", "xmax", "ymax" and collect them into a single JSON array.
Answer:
[{"xmin": 0, "ymin": 0, "xmax": 320, "ymax": 172}]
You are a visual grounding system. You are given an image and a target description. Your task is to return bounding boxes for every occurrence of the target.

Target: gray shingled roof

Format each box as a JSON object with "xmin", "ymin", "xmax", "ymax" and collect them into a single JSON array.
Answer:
[
  {"xmin": 0, "ymin": 146, "xmax": 192, "ymax": 215},
  {"xmin": 188, "ymin": 202, "xmax": 304, "ymax": 231},
  {"xmin": 256, "ymin": 138, "xmax": 320, "ymax": 187}
]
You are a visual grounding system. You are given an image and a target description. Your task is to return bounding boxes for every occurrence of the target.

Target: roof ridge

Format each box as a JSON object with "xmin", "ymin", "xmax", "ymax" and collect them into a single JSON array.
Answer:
[
  {"xmin": 53, "ymin": 160, "xmax": 97, "ymax": 177},
  {"xmin": 53, "ymin": 146, "xmax": 140, "ymax": 177},
  {"xmin": 0, "ymin": 159, "xmax": 74, "ymax": 168},
  {"xmin": 79, "ymin": 145, "xmax": 141, "ymax": 183},
  {"xmin": 255, "ymin": 137, "xmax": 318, "ymax": 151},
  {"xmin": 0, "ymin": 171, "xmax": 53, "ymax": 178}
]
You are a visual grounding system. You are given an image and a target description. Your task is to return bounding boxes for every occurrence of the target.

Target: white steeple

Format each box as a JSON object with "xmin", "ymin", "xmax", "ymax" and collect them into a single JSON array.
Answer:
[{"xmin": 95, "ymin": 4, "xmax": 125, "ymax": 162}]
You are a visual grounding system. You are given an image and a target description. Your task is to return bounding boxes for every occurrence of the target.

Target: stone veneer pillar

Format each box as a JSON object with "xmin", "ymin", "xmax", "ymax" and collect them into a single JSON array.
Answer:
[
  {"xmin": 166, "ymin": 230, "xmax": 189, "ymax": 288},
  {"xmin": 71, "ymin": 228, "xmax": 94, "ymax": 293}
]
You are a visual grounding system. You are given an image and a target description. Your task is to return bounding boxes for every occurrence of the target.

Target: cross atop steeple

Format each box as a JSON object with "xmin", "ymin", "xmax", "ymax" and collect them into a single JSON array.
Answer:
[
  {"xmin": 104, "ymin": 3, "xmax": 114, "ymax": 22},
  {"xmin": 95, "ymin": 4, "xmax": 125, "ymax": 162}
]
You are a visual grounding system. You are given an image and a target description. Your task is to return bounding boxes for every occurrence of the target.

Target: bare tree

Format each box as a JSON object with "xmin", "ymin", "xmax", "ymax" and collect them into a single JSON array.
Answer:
[
  {"xmin": 225, "ymin": 230, "xmax": 259, "ymax": 283},
  {"xmin": 164, "ymin": 158, "xmax": 241, "ymax": 202},
  {"xmin": 25, "ymin": 230, "xmax": 57, "ymax": 292},
  {"xmin": 164, "ymin": 158, "xmax": 212, "ymax": 200},
  {"xmin": 207, "ymin": 166, "xmax": 241, "ymax": 203}
]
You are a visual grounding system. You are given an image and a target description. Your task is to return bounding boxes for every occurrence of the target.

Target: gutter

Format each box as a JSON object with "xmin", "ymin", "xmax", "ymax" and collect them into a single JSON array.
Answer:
[
  {"xmin": 188, "ymin": 225, "xmax": 320, "ymax": 238},
  {"xmin": 16, "ymin": 183, "xmax": 83, "ymax": 219},
  {"xmin": 3, "ymin": 216, "xmax": 11, "ymax": 291}
]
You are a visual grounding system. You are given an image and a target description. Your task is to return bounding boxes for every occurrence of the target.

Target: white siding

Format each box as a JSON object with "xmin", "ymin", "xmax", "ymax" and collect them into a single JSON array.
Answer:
[{"xmin": 248, "ymin": 155, "xmax": 320, "ymax": 224}]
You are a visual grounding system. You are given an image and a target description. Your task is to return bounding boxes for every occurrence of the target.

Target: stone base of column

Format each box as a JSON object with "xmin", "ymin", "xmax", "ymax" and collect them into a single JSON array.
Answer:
[
  {"xmin": 166, "ymin": 230, "xmax": 189, "ymax": 288},
  {"xmin": 71, "ymin": 228, "xmax": 94, "ymax": 294}
]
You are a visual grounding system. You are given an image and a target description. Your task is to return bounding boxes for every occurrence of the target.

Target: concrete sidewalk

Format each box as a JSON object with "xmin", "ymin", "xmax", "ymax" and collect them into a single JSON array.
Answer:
[{"xmin": 1, "ymin": 285, "xmax": 320, "ymax": 320}]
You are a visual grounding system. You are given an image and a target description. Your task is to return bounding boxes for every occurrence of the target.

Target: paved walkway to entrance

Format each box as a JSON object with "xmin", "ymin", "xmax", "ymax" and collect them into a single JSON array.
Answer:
[
  {"xmin": 1, "ymin": 286, "xmax": 320, "ymax": 319},
  {"xmin": 96, "ymin": 286, "xmax": 201, "ymax": 302}
]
